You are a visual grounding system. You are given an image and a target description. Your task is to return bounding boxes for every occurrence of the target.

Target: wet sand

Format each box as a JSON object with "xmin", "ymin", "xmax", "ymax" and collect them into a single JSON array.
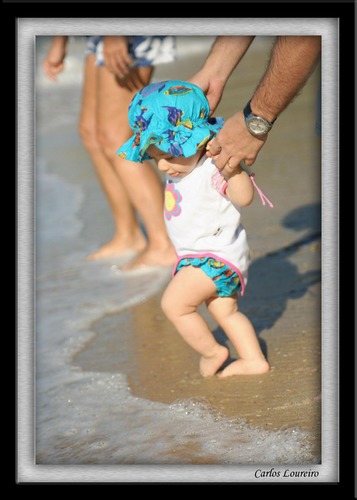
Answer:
[{"xmin": 75, "ymin": 37, "xmax": 322, "ymax": 461}]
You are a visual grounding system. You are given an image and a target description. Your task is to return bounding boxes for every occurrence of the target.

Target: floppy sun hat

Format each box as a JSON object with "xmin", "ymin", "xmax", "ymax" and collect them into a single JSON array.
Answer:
[{"xmin": 116, "ymin": 79, "xmax": 224, "ymax": 163}]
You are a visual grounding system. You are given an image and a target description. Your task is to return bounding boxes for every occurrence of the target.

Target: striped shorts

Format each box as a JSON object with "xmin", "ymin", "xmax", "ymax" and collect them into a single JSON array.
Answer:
[{"xmin": 85, "ymin": 35, "xmax": 176, "ymax": 67}]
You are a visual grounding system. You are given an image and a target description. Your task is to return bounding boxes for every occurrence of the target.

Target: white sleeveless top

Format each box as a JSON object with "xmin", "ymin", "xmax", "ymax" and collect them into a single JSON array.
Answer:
[{"xmin": 164, "ymin": 156, "xmax": 250, "ymax": 293}]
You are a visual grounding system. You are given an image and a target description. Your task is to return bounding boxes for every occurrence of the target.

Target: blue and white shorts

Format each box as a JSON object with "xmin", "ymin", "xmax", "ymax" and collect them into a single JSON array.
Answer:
[{"xmin": 85, "ymin": 36, "xmax": 176, "ymax": 67}]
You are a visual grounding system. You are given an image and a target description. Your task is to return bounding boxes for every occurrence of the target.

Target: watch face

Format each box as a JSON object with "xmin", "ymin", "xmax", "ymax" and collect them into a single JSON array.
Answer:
[{"xmin": 247, "ymin": 117, "xmax": 270, "ymax": 136}]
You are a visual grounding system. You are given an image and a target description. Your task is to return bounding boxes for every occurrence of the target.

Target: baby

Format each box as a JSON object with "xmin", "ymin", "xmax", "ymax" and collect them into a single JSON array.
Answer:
[{"xmin": 117, "ymin": 80, "xmax": 270, "ymax": 377}]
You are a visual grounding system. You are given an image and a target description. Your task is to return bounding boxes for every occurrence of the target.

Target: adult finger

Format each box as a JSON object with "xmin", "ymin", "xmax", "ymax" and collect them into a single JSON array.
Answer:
[
  {"xmin": 218, "ymin": 159, "xmax": 241, "ymax": 179},
  {"xmin": 206, "ymin": 137, "xmax": 222, "ymax": 156}
]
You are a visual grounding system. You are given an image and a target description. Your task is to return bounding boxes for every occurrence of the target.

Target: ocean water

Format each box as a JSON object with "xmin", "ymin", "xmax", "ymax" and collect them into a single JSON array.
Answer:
[{"xmin": 22, "ymin": 36, "xmax": 321, "ymax": 481}]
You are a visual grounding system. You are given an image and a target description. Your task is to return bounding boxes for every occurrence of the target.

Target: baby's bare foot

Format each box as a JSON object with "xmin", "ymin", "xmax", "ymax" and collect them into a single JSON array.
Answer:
[
  {"xmin": 200, "ymin": 345, "xmax": 229, "ymax": 377},
  {"xmin": 121, "ymin": 245, "xmax": 176, "ymax": 271},
  {"xmin": 86, "ymin": 235, "xmax": 146, "ymax": 261},
  {"xmin": 218, "ymin": 358, "xmax": 270, "ymax": 377}
]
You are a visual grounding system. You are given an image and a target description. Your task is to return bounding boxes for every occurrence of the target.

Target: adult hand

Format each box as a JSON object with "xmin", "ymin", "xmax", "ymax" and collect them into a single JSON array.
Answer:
[
  {"xmin": 103, "ymin": 36, "xmax": 146, "ymax": 91},
  {"xmin": 42, "ymin": 37, "xmax": 67, "ymax": 82},
  {"xmin": 206, "ymin": 111, "xmax": 267, "ymax": 178},
  {"xmin": 103, "ymin": 36, "xmax": 132, "ymax": 78},
  {"xmin": 189, "ymin": 71, "xmax": 226, "ymax": 115}
]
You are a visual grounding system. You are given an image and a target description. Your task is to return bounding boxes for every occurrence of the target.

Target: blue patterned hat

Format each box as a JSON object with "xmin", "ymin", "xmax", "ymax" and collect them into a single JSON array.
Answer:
[{"xmin": 116, "ymin": 79, "xmax": 224, "ymax": 163}]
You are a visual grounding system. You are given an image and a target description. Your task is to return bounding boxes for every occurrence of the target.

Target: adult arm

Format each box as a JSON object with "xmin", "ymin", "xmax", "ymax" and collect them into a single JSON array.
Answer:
[
  {"xmin": 190, "ymin": 36, "xmax": 255, "ymax": 113},
  {"xmin": 207, "ymin": 36, "xmax": 321, "ymax": 177}
]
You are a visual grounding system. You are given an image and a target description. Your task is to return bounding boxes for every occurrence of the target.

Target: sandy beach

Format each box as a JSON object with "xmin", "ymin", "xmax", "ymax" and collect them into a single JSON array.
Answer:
[{"xmin": 73, "ymin": 37, "xmax": 322, "ymax": 461}]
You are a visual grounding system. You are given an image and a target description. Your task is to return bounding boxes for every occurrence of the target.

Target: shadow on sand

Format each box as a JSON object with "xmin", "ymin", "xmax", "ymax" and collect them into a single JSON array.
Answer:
[{"xmin": 214, "ymin": 202, "xmax": 321, "ymax": 367}]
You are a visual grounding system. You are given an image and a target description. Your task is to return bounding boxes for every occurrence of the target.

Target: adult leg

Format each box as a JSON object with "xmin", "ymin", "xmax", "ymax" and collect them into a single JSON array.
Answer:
[
  {"xmin": 96, "ymin": 65, "xmax": 176, "ymax": 269},
  {"xmin": 161, "ymin": 266, "xmax": 229, "ymax": 376},
  {"xmin": 78, "ymin": 55, "xmax": 147, "ymax": 259},
  {"xmin": 207, "ymin": 295, "xmax": 270, "ymax": 376}
]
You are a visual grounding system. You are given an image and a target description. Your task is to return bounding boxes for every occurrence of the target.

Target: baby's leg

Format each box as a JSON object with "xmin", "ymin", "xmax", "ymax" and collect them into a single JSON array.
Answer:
[
  {"xmin": 161, "ymin": 266, "xmax": 229, "ymax": 377},
  {"xmin": 207, "ymin": 296, "xmax": 270, "ymax": 376}
]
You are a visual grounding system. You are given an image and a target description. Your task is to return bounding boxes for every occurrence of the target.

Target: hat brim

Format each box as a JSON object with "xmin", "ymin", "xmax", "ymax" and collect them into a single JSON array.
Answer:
[{"xmin": 117, "ymin": 117, "xmax": 224, "ymax": 163}]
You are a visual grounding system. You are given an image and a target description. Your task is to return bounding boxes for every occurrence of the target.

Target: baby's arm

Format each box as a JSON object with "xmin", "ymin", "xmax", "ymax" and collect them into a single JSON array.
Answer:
[{"xmin": 225, "ymin": 165, "xmax": 254, "ymax": 207}]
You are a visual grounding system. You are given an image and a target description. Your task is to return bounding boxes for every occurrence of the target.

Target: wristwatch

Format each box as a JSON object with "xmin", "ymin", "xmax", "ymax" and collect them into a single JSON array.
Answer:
[{"xmin": 243, "ymin": 100, "xmax": 275, "ymax": 137}]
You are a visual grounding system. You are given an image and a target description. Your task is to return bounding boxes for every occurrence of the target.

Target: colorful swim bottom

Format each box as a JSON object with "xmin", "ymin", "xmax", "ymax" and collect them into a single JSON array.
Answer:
[
  {"xmin": 176, "ymin": 257, "xmax": 241, "ymax": 297},
  {"xmin": 85, "ymin": 36, "xmax": 176, "ymax": 67}
]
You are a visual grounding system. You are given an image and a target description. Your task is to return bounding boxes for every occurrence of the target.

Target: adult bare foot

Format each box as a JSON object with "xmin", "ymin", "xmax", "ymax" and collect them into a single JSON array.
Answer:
[
  {"xmin": 120, "ymin": 243, "xmax": 177, "ymax": 270},
  {"xmin": 86, "ymin": 234, "xmax": 147, "ymax": 261},
  {"xmin": 200, "ymin": 345, "xmax": 229, "ymax": 377},
  {"xmin": 218, "ymin": 358, "xmax": 270, "ymax": 377}
]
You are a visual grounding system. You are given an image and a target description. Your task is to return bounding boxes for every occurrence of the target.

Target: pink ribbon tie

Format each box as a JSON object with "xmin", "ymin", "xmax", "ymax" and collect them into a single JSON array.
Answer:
[{"xmin": 249, "ymin": 174, "xmax": 274, "ymax": 208}]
